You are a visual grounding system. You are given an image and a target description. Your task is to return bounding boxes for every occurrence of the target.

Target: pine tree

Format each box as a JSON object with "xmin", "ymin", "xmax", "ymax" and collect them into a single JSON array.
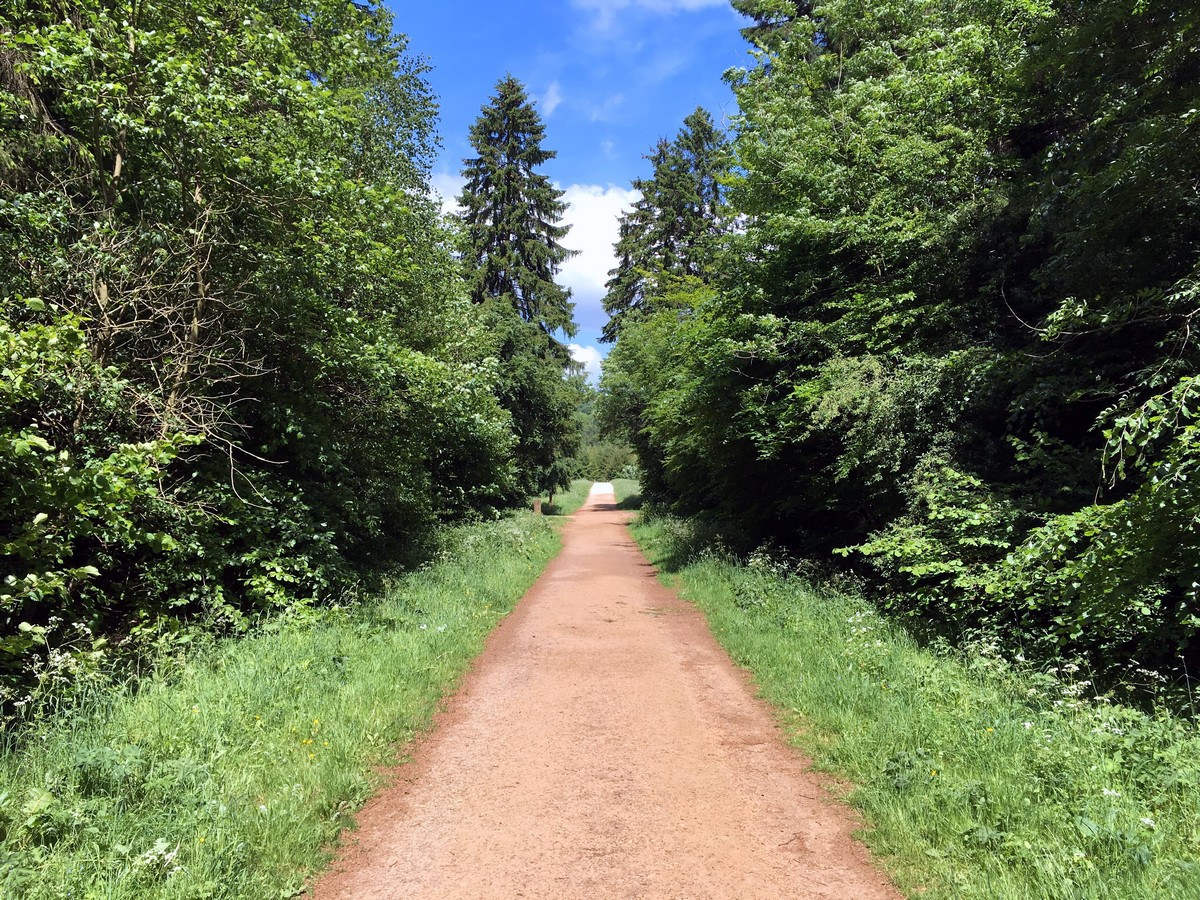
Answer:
[
  {"xmin": 458, "ymin": 74, "xmax": 576, "ymax": 336},
  {"xmin": 457, "ymin": 75, "xmax": 582, "ymax": 498},
  {"xmin": 601, "ymin": 108, "xmax": 729, "ymax": 342}
]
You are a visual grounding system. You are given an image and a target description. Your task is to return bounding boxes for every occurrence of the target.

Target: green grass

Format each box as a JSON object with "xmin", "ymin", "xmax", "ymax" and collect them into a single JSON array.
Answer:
[
  {"xmin": 611, "ymin": 478, "xmax": 641, "ymax": 508},
  {"xmin": 631, "ymin": 513, "xmax": 1200, "ymax": 900},
  {"xmin": 541, "ymin": 478, "xmax": 592, "ymax": 517},
  {"xmin": 0, "ymin": 512, "xmax": 562, "ymax": 899}
]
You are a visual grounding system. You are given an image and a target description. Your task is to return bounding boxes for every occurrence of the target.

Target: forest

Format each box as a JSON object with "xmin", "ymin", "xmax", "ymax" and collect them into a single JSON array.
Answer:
[
  {"xmin": 600, "ymin": 0, "xmax": 1200, "ymax": 699},
  {"xmin": 1, "ymin": 0, "xmax": 1195, "ymax": 745},
  {"xmin": 0, "ymin": 0, "xmax": 582, "ymax": 709},
  {"xmin": 2, "ymin": 0, "xmax": 1200, "ymax": 896}
]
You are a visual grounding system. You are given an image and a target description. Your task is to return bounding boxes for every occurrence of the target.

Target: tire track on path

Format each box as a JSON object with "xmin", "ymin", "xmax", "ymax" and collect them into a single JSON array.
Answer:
[{"xmin": 312, "ymin": 484, "xmax": 901, "ymax": 899}]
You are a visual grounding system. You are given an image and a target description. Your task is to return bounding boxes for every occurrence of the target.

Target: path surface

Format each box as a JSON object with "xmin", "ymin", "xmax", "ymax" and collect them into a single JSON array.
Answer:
[{"xmin": 313, "ymin": 485, "xmax": 901, "ymax": 899}]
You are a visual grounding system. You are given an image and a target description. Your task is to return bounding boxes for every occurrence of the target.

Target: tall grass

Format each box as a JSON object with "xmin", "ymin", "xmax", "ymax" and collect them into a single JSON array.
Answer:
[
  {"xmin": 0, "ymin": 512, "xmax": 561, "ymax": 898},
  {"xmin": 632, "ymin": 513, "xmax": 1200, "ymax": 900}
]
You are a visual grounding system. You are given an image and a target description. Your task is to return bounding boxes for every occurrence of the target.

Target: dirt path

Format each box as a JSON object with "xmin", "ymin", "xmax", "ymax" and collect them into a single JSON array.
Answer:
[{"xmin": 313, "ymin": 485, "xmax": 901, "ymax": 899}]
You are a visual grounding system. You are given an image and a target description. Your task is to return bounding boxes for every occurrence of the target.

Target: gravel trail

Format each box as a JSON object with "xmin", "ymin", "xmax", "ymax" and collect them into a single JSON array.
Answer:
[{"xmin": 312, "ymin": 484, "xmax": 901, "ymax": 899}]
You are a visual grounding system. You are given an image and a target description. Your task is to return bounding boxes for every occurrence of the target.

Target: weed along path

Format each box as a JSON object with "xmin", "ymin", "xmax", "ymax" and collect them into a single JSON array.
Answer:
[{"xmin": 313, "ymin": 484, "xmax": 900, "ymax": 899}]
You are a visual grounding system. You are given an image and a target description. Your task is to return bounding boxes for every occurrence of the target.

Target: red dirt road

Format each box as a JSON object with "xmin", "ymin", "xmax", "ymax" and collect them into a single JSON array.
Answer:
[{"xmin": 313, "ymin": 486, "xmax": 901, "ymax": 899}]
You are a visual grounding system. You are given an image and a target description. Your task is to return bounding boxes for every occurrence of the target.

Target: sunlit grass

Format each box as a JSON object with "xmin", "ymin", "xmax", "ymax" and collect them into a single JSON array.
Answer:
[
  {"xmin": 632, "ymin": 513, "xmax": 1200, "ymax": 900},
  {"xmin": 541, "ymin": 478, "xmax": 592, "ymax": 517},
  {"xmin": 0, "ymin": 512, "xmax": 561, "ymax": 898},
  {"xmin": 611, "ymin": 478, "xmax": 641, "ymax": 508}
]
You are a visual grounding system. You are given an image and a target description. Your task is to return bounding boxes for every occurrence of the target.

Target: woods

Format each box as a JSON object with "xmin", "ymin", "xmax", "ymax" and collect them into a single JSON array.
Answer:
[
  {"xmin": 599, "ymin": 0, "xmax": 1200, "ymax": 695},
  {"xmin": 1, "ymin": 3, "xmax": 578, "ymax": 709},
  {"xmin": 3, "ymin": 0, "xmax": 1200, "ymax": 895}
]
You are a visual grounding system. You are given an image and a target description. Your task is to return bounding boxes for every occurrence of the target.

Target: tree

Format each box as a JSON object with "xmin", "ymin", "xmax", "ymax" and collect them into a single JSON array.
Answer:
[
  {"xmin": 730, "ymin": 0, "xmax": 815, "ymax": 50},
  {"xmin": 457, "ymin": 76, "xmax": 582, "ymax": 498},
  {"xmin": 458, "ymin": 75, "xmax": 576, "ymax": 336},
  {"xmin": 598, "ymin": 0, "xmax": 1200, "ymax": 686},
  {"xmin": 0, "ymin": 0, "xmax": 516, "ymax": 694},
  {"xmin": 601, "ymin": 107, "xmax": 729, "ymax": 342}
]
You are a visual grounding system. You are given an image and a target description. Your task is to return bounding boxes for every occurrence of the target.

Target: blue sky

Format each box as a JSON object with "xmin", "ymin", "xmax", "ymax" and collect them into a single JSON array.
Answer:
[{"xmin": 383, "ymin": 0, "xmax": 752, "ymax": 380}]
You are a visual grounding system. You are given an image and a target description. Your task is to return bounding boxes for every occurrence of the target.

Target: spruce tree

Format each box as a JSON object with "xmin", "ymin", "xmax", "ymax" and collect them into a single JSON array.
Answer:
[
  {"xmin": 457, "ymin": 75, "xmax": 582, "ymax": 498},
  {"xmin": 458, "ymin": 75, "xmax": 576, "ymax": 336},
  {"xmin": 730, "ymin": 0, "xmax": 815, "ymax": 49},
  {"xmin": 601, "ymin": 108, "xmax": 729, "ymax": 342}
]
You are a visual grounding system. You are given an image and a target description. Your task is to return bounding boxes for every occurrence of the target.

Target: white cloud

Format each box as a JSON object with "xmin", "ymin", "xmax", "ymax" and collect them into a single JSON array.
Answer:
[
  {"xmin": 558, "ymin": 183, "xmax": 641, "ymax": 318},
  {"xmin": 538, "ymin": 81, "xmax": 564, "ymax": 117},
  {"xmin": 589, "ymin": 94, "xmax": 625, "ymax": 123},
  {"xmin": 572, "ymin": 0, "xmax": 728, "ymax": 30},
  {"xmin": 569, "ymin": 344, "xmax": 604, "ymax": 384},
  {"xmin": 430, "ymin": 171, "xmax": 465, "ymax": 218}
]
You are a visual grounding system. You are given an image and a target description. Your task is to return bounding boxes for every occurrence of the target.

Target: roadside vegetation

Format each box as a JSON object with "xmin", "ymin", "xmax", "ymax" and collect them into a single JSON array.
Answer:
[
  {"xmin": 0, "ymin": 510, "xmax": 568, "ymax": 899},
  {"xmin": 540, "ymin": 478, "xmax": 593, "ymax": 518},
  {"xmin": 633, "ymin": 511, "xmax": 1200, "ymax": 900},
  {"xmin": 1, "ymin": 1, "xmax": 583, "ymax": 715},
  {"xmin": 599, "ymin": 0, "xmax": 1200, "ymax": 700}
]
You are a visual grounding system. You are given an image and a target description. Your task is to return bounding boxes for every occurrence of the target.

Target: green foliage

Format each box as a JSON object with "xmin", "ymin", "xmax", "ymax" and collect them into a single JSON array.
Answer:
[
  {"xmin": 0, "ymin": 0, "xmax": 518, "ymax": 703},
  {"xmin": 456, "ymin": 76, "xmax": 582, "ymax": 498},
  {"xmin": 601, "ymin": 108, "xmax": 730, "ymax": 342},
  {"xmin": 563, "ymin": 391, "xmax": 636, "ymax": 481},
  {"xmin": 600, "ymin": 0, "xmax": 1200, "ymax": 686},
  {"xmin": 458, "ymin": 75, "xmax": 576, "ymax": 336}
]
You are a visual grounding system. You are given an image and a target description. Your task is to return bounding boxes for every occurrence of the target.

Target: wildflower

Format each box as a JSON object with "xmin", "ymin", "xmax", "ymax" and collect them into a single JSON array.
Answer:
[
  {"xmin": 1103, "ymin": 788, "xmax": 1121, "ymax": 797},
  {"xmin": 986, "ymin": 727, "xmax": 994, "ymax": 733},
  {"xmin": 1141, "ymin": 817, "xmax": 1155, "ymax": 829},
  {"xmin": 1022, "ymin": 722, "xmax": 1033, "ymax": 729}
]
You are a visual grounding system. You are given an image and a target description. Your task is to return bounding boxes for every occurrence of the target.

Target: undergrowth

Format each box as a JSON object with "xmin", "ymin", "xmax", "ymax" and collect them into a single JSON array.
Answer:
[
  {"xmin": 0, "ymin": 511, "xmax": 561, "ymax": 898},
  {"xmin": 632, "ymin": 512, "xmax": 1200, "ymax": 900}
]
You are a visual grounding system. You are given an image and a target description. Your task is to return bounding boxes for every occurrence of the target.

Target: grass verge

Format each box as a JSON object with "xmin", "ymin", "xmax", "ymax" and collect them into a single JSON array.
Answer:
[
  {"xmin": 631, "ymin": 513, "xmax": 1200, "ymax": 900},
  {"xmin": 0, "ymin": 512, "xmax": 561, "ymax": 899},
  {"xmin": 610, "ymin": 478, "xmax": 641, "ymax": 508},
  {"xmin": 541, "ymin": 478, "xmax": 592, "ymax": 517}
]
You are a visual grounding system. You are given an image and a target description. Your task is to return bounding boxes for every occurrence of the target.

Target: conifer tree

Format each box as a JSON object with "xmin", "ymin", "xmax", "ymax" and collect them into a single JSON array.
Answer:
[
  {"xmin": 457, "ymin": 75, "xmax": 582, "ymax": 498},
  {"xmin": 730, "ymin": 0, "xmax": 814, "ymax": 49},
  {"xmin": 458, "ymin": 75, "xmax": 576, "ymax": 336},
  {"xmin": 601, "ymin": 108, "xmax": 729, "ymax": 342}
]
